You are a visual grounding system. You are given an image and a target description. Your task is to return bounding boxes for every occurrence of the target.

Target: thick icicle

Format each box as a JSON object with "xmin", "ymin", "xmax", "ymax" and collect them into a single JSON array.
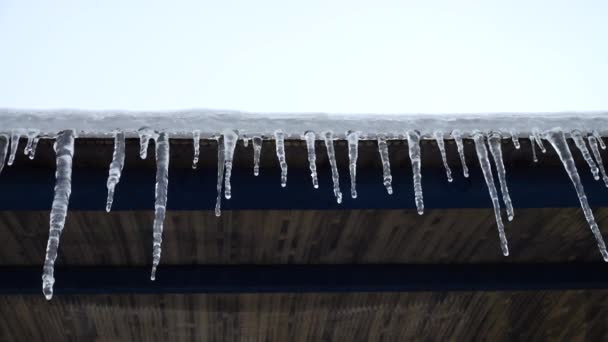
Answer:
[
  {"xmin": 138, "ymin": 127, "xmax": 155, "ymax": 159},
  {"xmin": 377, "ymin": 135, "xmax": 393, "ymax": 195},
  {"xmin": 8, "ymin": 131, "xmax": 21, "ymax": 166},
  {"xmin": 42, "ymin": 130, "xmax": 76, "ymax": 300},
  {"xmin": 303, "ymin": 131, "xmax": 319, "ymax": 188},
  {"xmin": 347, "ymin": 131, "xmax": 359, "ymax": 198},
  {"xmin": 509, "ymin": 129, "xmax": 521, "ymax": 149},
  {"xmin": 29, "ymin": 136, "xmax": 40, "ymax": 160},
  {"xmin": 192, "ymin": 130, "xmax": 200, "ymax": 169},
  {"xmin": 323, "ymin": 131, "xmax": 342, "ymax": 203},
  {"xmin": 433, "ymin": 131, "xmax": 452, "ymax": 182},
  {"xmin": 223, "ymin": 130, "xmax": 239, "ymax": 199},
  {"xmin": 406, "ymin": 131, "xmax": 424, "ymax": 215},
  {"xmin": 24, "ymin": 130, "xmax": 39, "ymax": 156},
  {"xmin": 588, "ymin": 135, "xmax": 608, "ymax": 187},
  {"xmin": 242, "ymin": 137, "xmax": 249, "ymax": 147},
  {"xmin": 545, "ymin": 129, "xmax": 608, "ymax": 261},
  {"xmin": 472, "ymin": 132, "xmax": 509, "ymax": 256},
  {"xmin": 105, "ymin": 131, "xmax": 126, "ymax": 212},
  {"xmin": 592, "ymin": 130, "xmax": 606, "ymax": 150},
  {"xmin": 451, "ymin": 130, "xmax": 469, "ymax": 178},
  {"xmin": 529, "ymin": 135, "xmax": 538, "ymax": 163},
  {"xmin": 487, "ymin": 132, "xmax": 514, "ymax": 221},
  {"xmin": 150, "ymin": 132, "xmax": 170, "ymax": 280},
  {"xmin": 215, "ymin": 137, "xmax": 225, "ymax": 217},
  {"xmin": 274, "ymin": 131, "xmax": 288, "ymax": 187},
  {"xmin": 0, "ymin": 134, "xmax": 9, "ymax": 175},
  {"xmin": 571, "ymin": 130, "xmax": 600, "ymax": 180},
  {"xmin": 252, "ymin": 136, "xmax": 262, "ymax": 176}
]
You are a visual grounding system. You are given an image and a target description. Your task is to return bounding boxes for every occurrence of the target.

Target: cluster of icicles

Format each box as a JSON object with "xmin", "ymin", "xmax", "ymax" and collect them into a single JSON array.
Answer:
[{"xmin": 0, "ymin": 127, "xmax": 606, "ymax": 300}]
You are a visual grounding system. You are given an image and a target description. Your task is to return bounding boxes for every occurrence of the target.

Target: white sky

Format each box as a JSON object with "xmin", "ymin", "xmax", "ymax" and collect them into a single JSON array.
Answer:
[{"xmin": 0, "ymin": 0, "xmax": 607, "ymax": 113}]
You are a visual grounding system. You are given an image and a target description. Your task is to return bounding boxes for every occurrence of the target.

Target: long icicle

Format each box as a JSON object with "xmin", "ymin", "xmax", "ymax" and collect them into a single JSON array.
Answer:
[
  {"xmin": 192, "ymin": 130, "xmax": 200, "ymax": 169},
  {"xmin": 592, "ymin": 130, "xmax": 606, "ymax": 150},
  {"xmin": 488, "ymin": 132, "xmax": 514, "ymax": 221},
  {"xmin": 138, "ymin": 127, "xmax": 154, "ymax": 159},
  {"xmin": 150, "ymin": 132, "xmax": 169, "ymax": 280},
  {"xmin": 545, "ymin": 129, "xmax": 608, "ymax": 261},
  {"xmin": 571, "ymin": 130, "xmax": 600, "ymax": 180},
  {"xmin": 274, "ymin": 131, "xmax": 288, "ymax": 187},
  {"xmin": 472, "ymin": 131, "xmax": 509, "ymax": 256},
  {"xmin": 0, "ymin": 134, "xmax": 9, "ymax": 175},
  {"xmin": 252, "ymin": 136, "xmax": 262, "ymax": 176},
  {"xmin": 42, "ymin": 130, "xmax": 76, "ymax": 300},
  {"xmin": 377, "ymin": 134, "xmax": 393, "ymax": 194},
  {"xmin": 323, "ymin": 131, "xmax": 342, "ymax": 203},
  {"xmin": 529, "ymin": 135, "xmax": 538, "ymax": 162},
  {"xmin": 8, "ymin": 130, "xmax": 21, "ymax": 166},
  {"xmin": 509, "ymin": 129, "xmax": 521, "ymax": 149},
  {"xmin": 347, "ymin": 131, "xmax": 359, "ymax": 198},
  {"xmin": 451, "ymin": 130, "xmax": 469, "ymax": 178},
  {"xmin": 532, "ymin": 129, "xmax": 546, "ymax": 153},
  {"xmin": 588, "ymin": 135, "xmax": 608, "ymax": 187},
  {"xmin": 215, "ymin": 136, "xmax": 225, "ymax": 217},
  {"xmin": 304, "ymin": 131, "xmax": 319, "ymax": 188},
  {"xmin": 105, "ymin": 131, "xmax": 126, "ymax": 212},
  {"xmin": 406, "ymin": 131, "xmax": 424, "ymax": 215},
  {"xmin": 223, "ymin": 130, "xmax": 239, "ymax": 199},
  {"xmin": 433, "ymin": 131, "xmax": 452, "ymax": 182}
]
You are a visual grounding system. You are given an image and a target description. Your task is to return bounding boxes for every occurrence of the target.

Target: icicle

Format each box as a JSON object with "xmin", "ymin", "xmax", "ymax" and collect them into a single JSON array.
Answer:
[
  {"xmin": 105, "ymin": 131, "xmax": 126, "ymax": 212},
  {"xmin": 8, "ymin": 131, "xmax": 21, "ymax": 166},
  {"xmin": 29, "ymin": 136, "xmax": 40, "ymax": 160},
  {"xmin": 488, "ymin": 132, "xmax": 514, "ymax": 221},
  {"xmin": 150, "ymin": 132, "xmax": 169, "ymax": 280},
  {"xmin": 215, "ymin": 137, "xmax": 225, "ymax": 217},
  {"xmin": 532, "ymin": 129, "xmax": 546, "ymax": 153},
  {"xmin": 323, "ymin": 131, "xmax": 342, "ymax": 203},
  {"xmin": 406, "ymin": 131, "xmax": 424, "ymax": 215},
  {"xmin": 347, "ymin": 131, "xmax": 359, "ymax": 198},
  {"xmin": 529, "ymin": 135, "xmax": 538, "ymax": 163},
  {"xmin": 433, "ymin": 131, "xmax": 452, "ymax": 182},
  {"xmin": 509, "ymin": 129, "xmax": 521, "ymax": 149},
  {"xmin": 451, "ymin": 130, "xmax": 469, "ymax": 178},
  {"xmin": 24, "ymin": 130, "xmax": 39, "ymax": 156},
  {"xmin": 192, "ymin": 130, "xmax": 200, "ymax": 169},
  {"xmin": 0, "ymin": 134, "xmax": 9, "ymax": 175},
  {"xmin": 592, "ymin": 130, "xmax": 606, "ymax": 150},
  {"xmin": 588, "ymin": 135, "xmax": 608, "ymax": 187},
  {"xmin": 138, "ymin": 127, "xmax": 154, "ymax": 159},
  {"xmin": 571, "ymin": 130, "xmax": 600, "ymax": 180},
  {"xmin": 243, "ymin": 137, "xmax": 249, "ymax": 147},
  {"xmin": 303, "ymin": 131, "xmax": 319, "ymax": 189},
  {"xmin": 42, "ymin": 130, "xmax": 76, "ymax": 300},
  {"xmin": 274, "ymin": 131, "xmax": 288, "ymax": 187},
  {"xmin": 377, "ymin": 135, "xmax": 393, "ymax": 195},
  {"xmin": 472, "ymin": 131, "xmax": 509, "ymax": 256},
  {"xmin": 545, "ymin": 129, "xmax": 608, "ymax": 261},
  {"xmin": 223, "ymin": 130, "xmax": 239, "ymax": 199},
  {"xmin": 252, "ymin": 136, "xmax": 262, "ymax": 176}
]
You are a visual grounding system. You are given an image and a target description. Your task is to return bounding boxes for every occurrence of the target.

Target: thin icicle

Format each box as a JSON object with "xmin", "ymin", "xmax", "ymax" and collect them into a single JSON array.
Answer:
[
  {"xmin": 377, "ymin": 135, "xmax": 393, "ymax": 195},
  {"xmin": 150, "ymin": 132, "xmax": 169, "ymax": 281},
  {"xmin": 545, "ymin": 129, "xmax": 608, "ymax": 261},
  {"xmin": 24, "ymin": 130, "xmax": 39, "ymax": 156},
  {"xmin": 274, "ymin": 131, "xmax": 288, "ymax": 187},
  {"xmin": 42, "ymin": 130, "xmax": 76, "ymax": 300},
  {"xmin": 304, "ymin": 131, "xmax": 319, "ymax": 189},
  {"xmin": 529, "ymin": 135, "xmax": 538, "ymax": 163},
  {"xmin": 252, "ymin": 136, "xmax": 262, "ymax": 176},
  {"xmin": 571, "ymin": 130, "xmax": 600, "ymax": 180},
  {"xmin": 592, "ymin": 130, "xmax": 606, "ymax": 150},
  {"xmin": 243, "ymin": 137, "xmax": 249, "ymax": 147},
  {"xmin": 138, "ymin": 127, "xmax": 154, "ymax": 159},
  {"xmin": 323, "ymin": 131, "xmax": 342, "ymax": 203},
  {"xmin": 29, "ymin": 136, "xmax": 40, "ymax": 160},
  {"xmin": 0, "ymin": 134, "xmax": 9, "ymax": 175},
  {"xmin": 433, "ymin": 131, "xmax": 452, "ymax": 182},
  {"xmin": 105, "ymin": 131, "xmax": 126, "ymax": 212},
  {"xmin": 532, "ymin": 129, "xmax": 546, "ymax": 153},
  {"xmin": 347, "ymin": 131, "xmax": 359, "ymax": 198},
  {"xmin": 509, "ymin": 129, "xmax": 521, "ymax": 149},
  {"xmin": 472, "ymin": 131, "xmax": 509, "ymax": 256},
  {"xmin": 223, "ymin": 130, "xmax": 239, "ymax": 200},
  {"xmin": 8, "ymin": 131, "xmax": 21, "ymax": 166},
  {"xmin": 215, "ymin": 137, "xmax": 225, "ymax": 217},
  {"xmin": 192, "ymin": 130, "xmax": 200, "ymax": 169},
  {"xmin": 451, "ymin": 130, "xmax": 469, "ymax": 178},
  {"xmin": 488, "ymin": 132, "xmax": 514, "ymax": 221},
  {"xmin": 588, "ymin": 135, "xmax": 608, "ymax": 187},
  {"xmin": 406, "ymin": 131, "xmax": 424, "ymax": 215}
]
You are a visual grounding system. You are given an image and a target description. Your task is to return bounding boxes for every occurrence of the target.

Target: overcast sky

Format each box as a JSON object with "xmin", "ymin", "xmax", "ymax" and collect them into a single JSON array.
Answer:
[{"xmin": 0, "ymin": 0, "xmax": 607, "ymax": 113}]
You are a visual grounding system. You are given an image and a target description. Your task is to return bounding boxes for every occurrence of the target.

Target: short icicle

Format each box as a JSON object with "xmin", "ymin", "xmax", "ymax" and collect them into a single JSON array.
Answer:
[
  {"xmin": 347, "ymin": 131, "xmax": 359, "ymax": 198},
  {"xmin": 24, "ymin": 130, "xmax": 40, "ymax": 156},
  {"xmin": 323, "ymin": 131, "xmax": 342, "ymax": 203},
  {"xmin": 223, "ymin": 130, "xmax": 239, "ymax": 199},
  {"xmin": 29, "ymin": 136, "xmax": 40, "ymax": 160},
  {"xmin": 472, "ymin": 131, "xmax": 509, "ymax": 256},
  {"xmin": 545, "ymin": 129, "xmax": 608, "ymax": 261},
  {"xmin": 105, "ymin": 131, "xmax": 126, "ymax": 212},
  {"xmin": 509, "ymin": 129, "xmax": 521, "ymax": 149},
  {"xmin": 304, "ymin": 132, "xmax": 319, "ymax": 188},
  {"xmin": 433, "ymin": 131, "xmax": 452, "ymax": 182},
  {"xmin": 192, "ymin": 130, "xmax": 200, "ymax": 169},
  {"xmin": 487, "ymin": 132, "xmax": 515, "ymax": 221},
  {"xmin": 42, "ymin": 130, "xmax": 76, "ymax": 300},
  {"xmin": 252, "ymin": 136, "xmax": 262, "ymax": 176},
  {"xmin": 451, "ymin": 130, "xmax": 469, "ymax": 178},
  {"xmin": 215, "ymin": 137, "xmax": 225, "ymax": 217},
  {"xmin": 571, "ymin": 130, "xmax": 600, "ymax": 180},
  {"xmin": 532, "ymin": 129, "xmax": 547, "ymax": 153},
  {"xmin": 592, "ymin": 130, "xmax": 606, "ymax": 150},
  {"xmin": 274, "ymin": 131, "xmax": 288, "ymax": 187},
  {"xmin": 0, "ymin": 134, "xmax": 9, "ymax": 175},
  {"xmin": 406, "ymin": 131, "xmax": 424, "ymax": 215},
  {"xmin": 529, "ymin": 135, "xmax": 538, "ymax": 163},
  {"xmin": 588, "ymin": 135, "xmax": 608, "ymax": 187},
  {"xmin": 138, "ymin": 127, "xmax": 155, "ymax": 159},
  {"xmin": 8, "ymin": 130, "xmax": 22, "ymax": 166},
  {"xmin": 150, "ymin": 132, "xmax": 169, "ymax": 280},
  {"xmin": 377, "ymin": 134, "xmax": 393, "ymax": 194},
  {"xmin": 242, "ymin": 137, "xmax": 249, "ymax": 147}
]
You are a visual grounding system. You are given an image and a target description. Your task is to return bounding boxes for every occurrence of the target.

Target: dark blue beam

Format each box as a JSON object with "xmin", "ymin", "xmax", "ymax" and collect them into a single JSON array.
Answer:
[{"xmin": 1, "ymin": 264, "xmax": 608, "ymax": 295}]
